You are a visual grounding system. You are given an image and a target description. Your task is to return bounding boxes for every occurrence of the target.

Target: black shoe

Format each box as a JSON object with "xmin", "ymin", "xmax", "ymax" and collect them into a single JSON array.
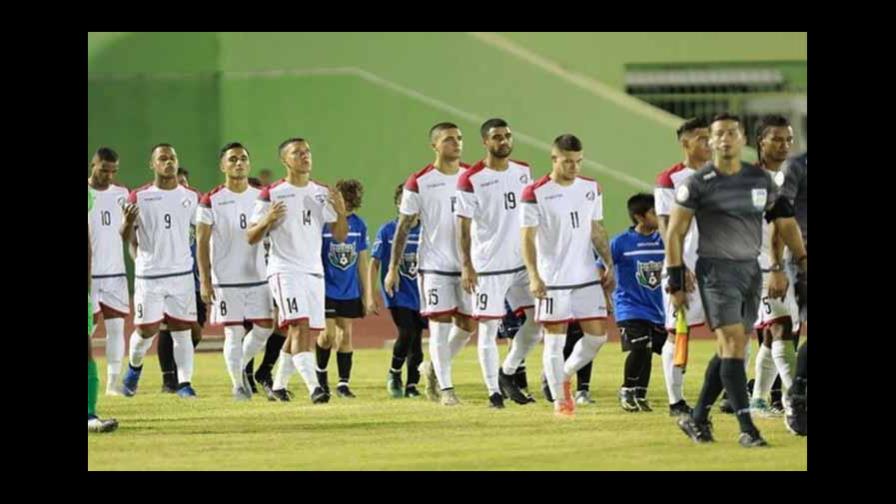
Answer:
[
  {"xmin": 514, "ymin": 369, "xmax": 529, "ymax": 391},
  {"xmin": 271, "ymin": 388, "xmax": 293, "ymax": 402},
  {"xmin": 336, "ymin": 384, "xmax": 356, "ymax": 398},
  {"xmin": 161, "ymin": 384, "xmax": 177, "ymax": 394},
  {"xmin": 261, "ymin": 380, "xmax": 277, "ymax": 401},
  {"xmin": 635, "ymin": 397, "xmax": 653, "ymax": 412},
  {"xmin": 317, "ymin": 371, "xmax": 330, "ymax": 394},
  {"xmin": 669, "ymin": 400, "xmax": 693, "ymax": 417},
  {"xmin": 405, "ymin": 385, "xmax": 421, "ymax": 398},
  {"xmin": 619, "ymin": 388, "xmax": 639, "ymax": 412},
  {"xmin": 541, "ymin": 373, "xmax": 554, "ymax": 403},
  {"xmin": 499, "ymin": 369, "xmax": 531, "ymax": 405},
  {"xmin": 746, "ymin": 378, "xmax": 756, "ymax": 400},
  {"xmin": 489, "ymin": 392, "xmax": 505, "ymax": 409},
  {"xmin": 311, "ymin": 386, "xmax": 331, "ymax": 404},
  {"xmin": 719, "ymin": 396, "xmax": 735, "ymax": 414},
  {"xmin": 785, "ymin": 388, "xmax": 807, "ymax": 436},
  {"xmin": 387, "ymin": 371, "xmax": 404, "ymax": 398},
  {"xmin": 738, "ymin": 430, "xmax": 769, "ymax": 447},
  {"xmin": 678, "ymin": 415, "xmax": 715, "ymax": 443}
]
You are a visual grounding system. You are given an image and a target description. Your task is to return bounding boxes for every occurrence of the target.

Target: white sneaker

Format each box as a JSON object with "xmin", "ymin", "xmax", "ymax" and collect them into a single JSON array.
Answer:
[
  {"xmin": 419, "ymin": 361, "xmax": 440, "ymax": 402},
  {"xmin": 440, "ymin": 389, "xmax": 460, "ymax": 406},
  {"xmin": 88, "ymin": 416, "xmax": 119, "ymax": 433}
]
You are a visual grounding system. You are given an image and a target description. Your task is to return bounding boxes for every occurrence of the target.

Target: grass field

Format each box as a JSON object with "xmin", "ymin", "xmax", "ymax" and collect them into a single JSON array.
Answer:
[{"xmin": 88, "ymin": 340, "xmax": 807, "ymax": 471}]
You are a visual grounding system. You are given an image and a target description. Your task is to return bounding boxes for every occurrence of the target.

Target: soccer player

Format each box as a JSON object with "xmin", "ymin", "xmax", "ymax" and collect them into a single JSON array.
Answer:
[
  {"xmin": 749, "ymin": 116, "xmax": 801, "ymax": 417},
  {"xmin": 88, "ymin": 186, "xmax": 119, "ymax": 433},
  {"xmin": 521, "ymin": 134, "xmax": 615, "ymax": 417},
  {"xmin": 157, "ymin": 167, "xmax": 206, "ymax": 393},
  {"xmin": 315, "ymin": 179, "xmax": 373, "ymax": 398},
  {"xmin": 196, "ymin": 143, "xmax": 275, "ymax": 401},
  {"xmin": 654, "ymin": 117, "xmax": 711, "ymax": 417},
  {"xmin": 88, "ymin": 147, "xmax": 130, "ymax": 395},
  {"xmin": 247, "ymin": 137, "xmax": 349, "ymax": 404},
  {"xmin": 384, "ymin": 122, "xmax": 475, "ymax": 406},
  {"xmin": 670, "ymin": 114, "xmax": 805, "ymax": 447},
  {"xmin": 456, "ymin": 118, "xmax": 541, "ymax": 408},
  {"xmin": 372, "ymin": 184, "xmax": 426, "ymax": 398},
  {"xmin": 121, "ymin": 144, "xmax": 202, "ymax": 398},
  {"xmin": 607, "ymin": 194, "xmax": 666, "ymax": 412}
]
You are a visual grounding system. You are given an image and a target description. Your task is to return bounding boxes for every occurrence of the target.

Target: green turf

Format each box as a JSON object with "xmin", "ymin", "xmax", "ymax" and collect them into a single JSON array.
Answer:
[{"xmin": 88, "ymin": 339, "xmax": 807, "ymax": 470}]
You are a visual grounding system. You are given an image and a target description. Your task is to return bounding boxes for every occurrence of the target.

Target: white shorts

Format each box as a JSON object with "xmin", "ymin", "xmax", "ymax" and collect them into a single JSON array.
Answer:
[
  {"xmin": 755, "ymin": 271, "xmax": 800, "ymax": 329},
  {"xmin": 472, "ymin": 268, "xmax": 535, "ymax": 319},
  {"xmin": 418, "ymin": 272, "xmax": 473, "ymax": 318},
  {"xmin": 90, "ymin": 275, "xmax": 130, "ymax": 316},
  {"xmin": 661, "ymin": 275, "xmax": 706, "ymax": 331},
  {"xmin": 534, "ymin": 281, "xmax": 607, "ymax": 324},
  {"xmin": 211, "ymin": 282, "xmax": 274, "ymax": 326},
  {"xmin": 133, "ymin": 272, "xmax": 197, "ymax": 326},
  {"xmin": 269, "ymin": 272, "xmax": 325, "ymax": 331}
]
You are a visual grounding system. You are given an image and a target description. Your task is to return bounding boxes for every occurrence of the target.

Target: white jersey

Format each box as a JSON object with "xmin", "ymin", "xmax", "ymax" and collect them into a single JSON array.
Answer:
[
  {"xmin": 88, "ymin": 183, "xmax": 129, "ymax": 277},
  {"xmin": 521, "ymin": 175, "xmax": 603, "ymax": 288},
  {"xmin": 400, "ymin": 163, "xmax": 470, "ymax": 274},
  {"xmin": 197, "ymin": 184, "xmax": 267, "ymax": 285},
  {"xmin": 655, "ymin": 163, "xmax": 699, "ymax": 270},
  {"xmin": 128, "ymin": 183, "xmax": 200, "ymax": 277},
  {"xmin": 455, "ymin": 159, "xmax": 532, "ymax": 273},
  {"xmin": 758, "ymin": 167, "xmax": 787, "ymax": 270},
  {"xmin": 250, "ymin": 179, "xmax": 337, "ymax": 277}
]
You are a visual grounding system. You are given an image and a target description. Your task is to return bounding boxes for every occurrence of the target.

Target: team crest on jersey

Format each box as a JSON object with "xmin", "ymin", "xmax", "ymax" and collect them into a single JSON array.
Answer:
[
  {"xmin": 752, "ymin": 188, "xmax": 767, "ymax": 210},
  {"xmin": 399, "ymin": 252, "xmax": 418, "ymax": 280},
  {"xmin": 519, "ymin": 175, "xmax": 528, "ymax": 184},
  {"xmin": 116, "ymin": 196, "xmax": 126, "ymax": 208},
  {"xmin": 636, "ymin": 260, "xmax": 663, "ymax": 290},
  {"xmin": 314, "ymin": 193, "xmax": 327, "ymax": 205},
  {"xmin": 586, "ymin": 190, "xmax": 595, "ymax": 201},
  {"xmin": 328, "ymin": 242, "xmax": 358, "ymax": 271},
  {"xmin": 181, "ymin": 198, "xmax": 192, "ymax": 208}
]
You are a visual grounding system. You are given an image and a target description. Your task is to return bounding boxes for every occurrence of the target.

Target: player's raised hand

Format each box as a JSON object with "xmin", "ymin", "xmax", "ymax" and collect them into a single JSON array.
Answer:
[
  {"xmin": 328, "ymin": 187, "xmax": 347, "ymax": 215},
  {"xmin": 123, "ymin": 203, "xmax": 139, "ymax": 225},
  {"xmin": 461, "ymin": 264, "xmax": 478, "ymax": 295},
  {"xmin": 265, "ymin": 201, "xmax": 287, "ymax": 225},
  {"xmin": 529, "ymin": 273, "xmax": 547, "ymax": 299},
  {"xmin": 384, "ymin": 266, "xmax": 399, "ymax": 297}
]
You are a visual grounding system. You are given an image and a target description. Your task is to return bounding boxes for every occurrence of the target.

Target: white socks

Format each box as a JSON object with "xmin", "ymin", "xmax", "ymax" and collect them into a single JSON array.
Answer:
[
  {"xmin": 171, "ymin": 329, "xmax": 194, "ymax": 384},
  {"xmin": 502, "ymin": 317, "xmax": 541, "ymax": 375},
  {"xmin": 752, "ymin": 345, "xmax": 776, "ymax": 401},
  {"xmin": 448, "ymin": 325, "xmax": 472, "ymax": 358},
  {"xmin": 771, "ymin": 340, "xmax": 794, "ymax": 392},
  {"xmin": 104, "ymin": 318, "xmax": 125, "ymax": 389},
  {"xmin": 223, "ymin": 326, "xmax": 247, "ymax": 389},
  {"xmin": 542, "ymin": 333, "xmax": 567, "ymax": 401},
  {"xmin": 661, "ymin": 338, "xmax": 685, "ymax": 405},
  {"xmin": 240, "ymin": 325, "xmax": 275, "ymax": 369},
  {"xmin": 477, "ymin": 320, "xmax": 501, "ymax": 395},
  {"xmin": 429, "ymin": 321, "xmax": 453, "ymax": 390},
  {"xmin": 128, "ymin": 331, "xmax": 156, "ymax": 368},
  {"xmin": 291, "ymin": 351, "xmax": 320, "ymax": 394},
  {"xmin": 563, "ymin": 333, "xmax": 607, "ymax": 378},
  {"xmin": 272, "ymin": 350, "xmax": 295, "ymax": 390}
]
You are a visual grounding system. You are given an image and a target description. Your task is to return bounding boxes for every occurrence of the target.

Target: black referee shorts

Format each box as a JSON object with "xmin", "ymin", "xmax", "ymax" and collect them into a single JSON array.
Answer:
[{"xmin": 695, "ymin": 258, "xmax": 761, "ymax": 331}]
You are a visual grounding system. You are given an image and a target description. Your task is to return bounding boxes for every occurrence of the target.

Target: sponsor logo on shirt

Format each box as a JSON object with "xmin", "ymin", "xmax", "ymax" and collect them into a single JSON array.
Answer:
[
  {"xmin": 481, "ymin": 180, "xmax": 499, "ymax": 188},
  {"xmin": 586, "ymin": 191, "xmax": 595, "ymax": 201},
  {"xmin": 702, "ymin": 171, "xmax": 717, "ymax": 181},
  {"xmin": 519, "ymin": 175, "xmax": 528, "ymax": 184},
  {"xmin": 425, "ymin": 182, "xmax": 446, "ymax": 189},
  {"xmin": 217, "ymin": 200, "xmax": 235, "ymax": 206},
  {"xmin": 545, "ymin": 194, "xmax": 563, "ymax": 200}
]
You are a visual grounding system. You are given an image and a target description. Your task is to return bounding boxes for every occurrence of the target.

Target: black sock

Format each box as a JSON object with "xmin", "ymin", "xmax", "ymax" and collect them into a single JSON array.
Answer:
[
  {"xmin": 623, "ymin": 351, "xmax": 642, "ymax": 388},
  {"xmin": 693, "ymin": 355, "xmax": 724, "ymax": 424},
  {"xmin": 638, "ymin": 348, "xmax": 653, "ymax": 395},
  {"xmin": 793, "ymin": 342, "xmax": 808, "ymax": 395},
  {"xmin": 316, "ymin": 343, "xmax": 332, "ymax": 371},
  {"xmin": 244, "ymin": 359, "xmax": 255, "ymax": 378},
  {"xmin": 407, "ymin": 327, "xmax": 423, "ymax": 384},
  {"xmin": 564, "ymin": 323, "xmax": 583, "ymax": 360},
  {"xmin": 770, "ymin": 375, "xmax": 783, "ymax": 405},
  {"xmin": 392, "ymin": 322, "xmax": 413, "ymax": 372},
  {"xmin": 515, "ymin": 361, "xmax": 529, "ymax": 389},
  {"xmin": 258, "ymin": 332, "xmax": 285, "ymax": 379},
  {"xmin": 157, "ymin": 330, "xmax": 178, "ymax": 387},
  {"xmin": 720, "ymin": 358, "xmax": 757, "ymax": 434},
  {"xmin": 337, "ymin": 352, "xmax": 353, "ymax": 384},
  {"xmin": 577, "ymin": 362, "xmax": 592, "ymax": 392}
]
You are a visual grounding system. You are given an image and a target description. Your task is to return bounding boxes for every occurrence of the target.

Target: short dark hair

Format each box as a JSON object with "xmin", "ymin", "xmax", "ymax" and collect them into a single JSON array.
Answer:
[
  {"xmin": 177, "ymin": 167, "xmax": 189, "ymax": 178},
  {"xmin": 219, "ymin": 142, "xmax": 249, "ymax": 160},
  {"xmin": 755, "ymin": 114, "xmax": 792, "ymax": 165},
  {"xmin": 150, "ymin": 143, "xmax": 174, "ymax": 158},
  {"xmin": 553, "ymin": 134, "xmax": 582, "ymax": 152},
  {"xmin": 278, "ymin": 137, "xmax": 307, "ymax": 157},
  {"xmin": 93, "ymin": 147, "xmax": 119, "ymax": 163},
  {"xmin": 480, "ymin": 118, "xmax": 509, "ymax": 139},
  {"xmin": 429, "ymin": 122, "xmax": 459, "ymax": 143},
  {"xmin": 676, "ymin": 117, "xmax": 708, "ymax": 140},
  {"xmin": 710, "ymin": 113, "xmax": 743, "ymax": 130},
  {"xmin": 336, "ymin": 179, "xmax": 364, "ymax": 212},
  {"xmin": 394, "ymin": 183, "xmax": 404, "ymax": 206},
  {"xmin": 627, "ymin": 193, "xmax": 655, "ymax": 225}
]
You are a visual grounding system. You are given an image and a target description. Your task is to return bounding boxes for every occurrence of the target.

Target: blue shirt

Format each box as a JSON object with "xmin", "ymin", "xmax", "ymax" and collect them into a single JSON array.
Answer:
[
  {"xmin": 322, "ymin": 214, "xmax": 369, "ymax": 300},
  {"xmin": 371, "ymin": 219, "xmax": 421, "ymax": 310},
  {"xmin": 605, "ymin": 227, "xmax": 665, "ymax": 325}
]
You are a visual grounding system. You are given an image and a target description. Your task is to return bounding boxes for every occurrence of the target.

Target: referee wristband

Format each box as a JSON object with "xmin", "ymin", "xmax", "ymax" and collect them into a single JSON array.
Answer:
[{"xmin": 667, "ymin": 266, "xmax": 685, "ymax": 293}]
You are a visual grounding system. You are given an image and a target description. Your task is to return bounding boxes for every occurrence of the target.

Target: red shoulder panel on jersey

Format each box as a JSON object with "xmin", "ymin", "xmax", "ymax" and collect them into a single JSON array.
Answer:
[
  {"xmin": 128, "ymin": 182, "xmax": 153, "ymax": 204},
  {"xmin": 522, "ymin": 174, "xmax": 551, "ymax": 203},
  {"xmin": 200, "ymin": 184, "xmax": 226, "ymax": 208},
  {"xmin": 457, "ymin": 161, "xmax": 486, "ymax": 193},
  {"xmin": 259, "ymin": 179, "xmax": 286, "ymax": 202},
  {"xmin": 656, "ymin": 163, "xmax": 685, "ymax": 188},
  {"xmin": 404, "ymin": 164, "xmax": 434, "ymax": 193}
]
